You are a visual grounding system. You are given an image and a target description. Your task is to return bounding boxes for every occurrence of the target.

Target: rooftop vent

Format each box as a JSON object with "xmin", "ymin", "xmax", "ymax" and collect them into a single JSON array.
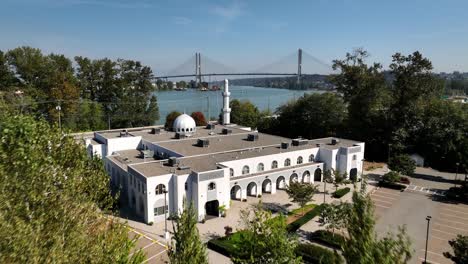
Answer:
[
  {"xmin": 316, "ymin": 143, "xmax": 322, "ymax": 147},
  {"xmin": 168, "ymin": 157, "xmax": 179, "ymax": 167},
  {"xmin": 222, "ymin": 128, "xmax": 232, "ymax": 135},
  {"xmin": 247, "ymin": 133, "xmax": 259, "ymax": 141},
  {"xmin": 151, "ymin": 128, "xmax": 161, "ymax": 134},
  {"xmin": 178, "ymin": 165, "xmax": 191, "ymax": 170},
  {"xmin": 120, "ymin": 129, "xmax": 129, "ymax": 137},
  {"xmin": 331, "ymin": 138, "xmax": 340, "ymax": 145},
  {"xmin": 292, "ymin": 138, "xmax": 308, "ymax": 146},
  {"xmin": 206, "ymin": 123, "xmax": 216, "ymax": 129},
  {"xmin": 281, "ymin": 142, "xmax": 290, "ymax": 149},
  {"xmin": 197, "ymin": 138, "xmax": 210, "ymax": 148},
  {"xmin": 175, "ymin": 133, "xmax": 187, "ymax": 139}
]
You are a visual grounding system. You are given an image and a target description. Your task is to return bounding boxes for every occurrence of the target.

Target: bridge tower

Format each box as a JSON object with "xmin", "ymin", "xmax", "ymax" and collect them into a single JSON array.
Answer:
[
  {"xmin": 195, "ymin": 52, "xmax": 202, "ymax": 86},
  {"xmin": 297, "ymin": 48, "xmax": 302, "ymax": 87}
]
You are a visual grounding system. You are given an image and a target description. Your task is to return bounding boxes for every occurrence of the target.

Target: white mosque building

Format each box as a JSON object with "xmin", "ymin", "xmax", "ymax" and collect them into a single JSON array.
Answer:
[{"xmin": 85, "ymin": 80, "xmax": 365, "ymax": 224}]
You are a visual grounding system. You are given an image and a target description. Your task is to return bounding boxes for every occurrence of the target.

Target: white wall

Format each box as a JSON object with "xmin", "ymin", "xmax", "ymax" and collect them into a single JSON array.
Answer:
[{"xmin": 106, "ymin": 136, "xmax": 142, "ymax": 156}]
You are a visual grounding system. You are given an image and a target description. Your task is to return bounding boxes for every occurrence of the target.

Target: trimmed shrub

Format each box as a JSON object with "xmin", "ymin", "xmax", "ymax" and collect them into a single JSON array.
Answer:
[
  {"xmin": 382, "ymin": 171, "xmax": 401, "ymax": 183},
  {"xmin": 308, "ymin": 230, "xmax": 345, "ymax": 249},
  {"xmin": 287, "ymin": 204, "xmax": 325, "ymax": 232},
  {"xmin": 399, "ymin": 176, "xmax": 410, "ymax": 185},
  {"xmin": 332, "ymin": 187, "xmax": 350, "ymax": 198},
  {"xmin": 295, "ymin": 243, "xmax": 343, "ymax": 264},
  {"xmin": 378, "ymin": 180, "xmax": 406, "ymax": 190}
]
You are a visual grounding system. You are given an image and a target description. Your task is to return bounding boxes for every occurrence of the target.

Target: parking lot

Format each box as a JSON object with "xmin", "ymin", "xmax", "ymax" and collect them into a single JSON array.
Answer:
[
  {"xmin": 371, "ymin": 183, "xmax": 465, "ymax": 264},
  {"xmin": 128, "ymin": 228, "xmax": 168, "ymax": 263}
]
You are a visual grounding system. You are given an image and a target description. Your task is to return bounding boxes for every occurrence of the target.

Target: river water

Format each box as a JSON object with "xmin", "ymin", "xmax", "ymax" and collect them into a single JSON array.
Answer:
[{"xmin": 154, "ymin": 86, "xmax": 323, "ymax": 125}]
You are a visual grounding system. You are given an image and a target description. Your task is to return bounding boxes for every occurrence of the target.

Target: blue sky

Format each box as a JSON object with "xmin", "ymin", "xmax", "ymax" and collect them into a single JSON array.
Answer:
[{"xmin": 1, "ymin": 0, "xmax": 468, "ymax": 73}]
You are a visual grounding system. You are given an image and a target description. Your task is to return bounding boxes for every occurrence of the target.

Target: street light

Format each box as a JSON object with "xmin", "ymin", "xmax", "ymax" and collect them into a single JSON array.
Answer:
[
  {"xmin": 55, "ymin": 105, "xmax": 62, "ymax": 131},
  {"xmin": 164, "ymin": 188, "xmax": 169, "ymax": 240},
  {"xmin": 424, "ymin": 216, "xmax": 432, "ymax": 264},
  {"xmin": 360, "ymin": 158, "xmax": 365, "ymax": 191},
  {"xmin": 454, "ymin": 162, "xmax": 460, "ymax": 187}
]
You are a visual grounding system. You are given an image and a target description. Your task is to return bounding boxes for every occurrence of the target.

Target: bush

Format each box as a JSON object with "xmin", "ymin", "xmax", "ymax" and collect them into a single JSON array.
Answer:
[
  {"xmin": 378, "ymin": 180, "xmax": 406, "ymax": 190},
  {"xmin": 399, "ymin": 176, "xmax": 410, "ymax": 185},
  {"xmin": 308, "ymin": 230, "xmax": 345, "ymax": 249},
  {"xmin": 207, "ymin": 231, "xmax": 247, "ymax": 258},
  {"xmin": 295, "ymin": 243, "xmax": 343, "ymax": 264},
  {"xmin": 382, "ymin": 171, "xmax": 401, "ymax": 183},
  {"xmin": 190, "ymin": 111, "xmax": 207, "ymax": 126},
  {"xmin": 332, "ymin": 187, "xmax": 350, "ymax": 198},
  {"xmin": 287, "ymin": 204, "xmax": 325, "ymax": 232},
  {"xmin": 388, "ymin": 154, "xmax": 416, "ymax": 175}
]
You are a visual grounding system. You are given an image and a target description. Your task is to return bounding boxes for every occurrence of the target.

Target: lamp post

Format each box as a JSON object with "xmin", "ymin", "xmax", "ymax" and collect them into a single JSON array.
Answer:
[
  {"xmin": 55, "ymin": 105, "xmax": 62, "ymax": 131},
  {"xmin": 424, "ymin": 216, "xmax": 432, "ymax": 264},
  {"xmin": 454, "ymin": 162, "xmax": 460, "ymax": 187},
  {"xmin": 360, "ymin": 158, "xmax": 365, "ymax": 191},
  {"xmin": 164, "ymin": 188, "xmax": 169, "ymax": 240}
]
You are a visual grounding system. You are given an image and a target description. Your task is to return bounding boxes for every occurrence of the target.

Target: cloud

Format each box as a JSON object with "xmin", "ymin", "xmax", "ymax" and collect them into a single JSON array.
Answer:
[
  {"xmin": 211, "ymin": 1, "xmax": 244, "ymax": 20},
  {"xmin": 172, "ymin": 16, "xmax": 192, "ymax": 26}
]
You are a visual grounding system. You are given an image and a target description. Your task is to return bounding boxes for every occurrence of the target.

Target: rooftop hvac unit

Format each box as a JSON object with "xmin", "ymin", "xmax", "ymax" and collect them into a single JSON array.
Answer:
[
  {"xmin": 292, "ymin": 138, "xmax": 308, "ymax": 146},
  {"xmin": 247, "ymin": 134, "xmax": 259, "ymax": 141},
  {"xmin": 175, "ymin": 133, "xmax": 187, "ymax": 139},
  {"xmin": 281, "ymin": 142, "xmax": 290, "ymax": 149},
  {"xmin": 151, "ymin": 128, "xmax": 161, "ymax": 134},
  {"xmin": 120, "ymin": 129, "xmax": 129, "ymax": 137},
  {"xmin": 168, "ymin": 157, "xmax": 179, "ymax": 167},
  {"xmin": 222, "ymin": 128, "xmax": 232, "ymax": 135},
  {"xmin": 206, "ymin": 123, "xmax": 216, "ymax": 129},
  {"xmin": 331, "ymin": 138, "xmax": 340, "ymax": 145},
  {"xmin": 197, "ymin": 139, "xmax": 210, "ymax": 147},
  {"xmin": 178, "ymin": 165, "xmax": 191, "ymax": 170},
  {"xmin": 316, "ymin": 143, "xmax": 322, "ymax": 147}
]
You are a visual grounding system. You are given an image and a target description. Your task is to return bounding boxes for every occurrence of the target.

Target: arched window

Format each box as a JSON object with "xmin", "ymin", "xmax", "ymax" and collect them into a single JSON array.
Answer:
[
  {"xmin": 257, "ymin": 163, "xmax": 264, "ymax": 172},
  {"xmin": 284, "ymin": 158, "xmax": 291, "ymax": 167},
  {"xmin": 271, "ymin": 160, "xmax": 278, "ymax": 169},
  {"xmin": 242, "ymin": 165, "xmax": 250, "ymax": 175},
  {"xmin": 208, "ymin": 182, "xmax": 216, "ymax": 190},
  {"xmin": 309, "ymin": 154, "xmax": 315, "ymax": 162},
  {"xmin": 297, "ymin": 156, "xmax": 303, "ymax": 164},
  {"xmin": 353, "ymin": 154, "xmax": 357, "ymax": 161},
  {"xmin": 155, "ymin": 184, "xmax": 166, "ymax": 195},
  {"xmin": 230, "ymin": 168, "xmax": 234, "ymax": 177}
]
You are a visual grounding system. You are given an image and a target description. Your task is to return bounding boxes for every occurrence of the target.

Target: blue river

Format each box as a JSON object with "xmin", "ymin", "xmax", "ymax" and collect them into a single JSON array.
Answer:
[{"xmin": 154, "ymin": 86, "xmax": 323, "ymax": 125}]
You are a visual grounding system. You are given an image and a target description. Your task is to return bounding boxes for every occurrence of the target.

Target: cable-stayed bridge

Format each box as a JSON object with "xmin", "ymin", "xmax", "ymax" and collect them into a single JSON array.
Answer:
[{"xmin": 155, "ymin": 49, "xmax": 333, "ymax": 86}]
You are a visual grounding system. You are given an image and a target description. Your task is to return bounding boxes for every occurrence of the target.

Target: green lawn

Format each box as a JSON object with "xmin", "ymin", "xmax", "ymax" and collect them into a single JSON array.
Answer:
[{"xmin": 290, "ymin": 203, "xmax": 316, "ymax": 215}]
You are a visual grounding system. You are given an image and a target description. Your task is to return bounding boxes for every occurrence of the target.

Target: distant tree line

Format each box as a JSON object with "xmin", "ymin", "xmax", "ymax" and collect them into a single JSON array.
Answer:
[
  {"xmin": 233, "ymin": 49, "xmax": 468, "ymax": 173},
  {"xmin": 0, "ymin": 46, "xmax": 159, "ymax": 131},
  {"xmin": 228, "ymin": 74, "xmax": 334, "ymax": 90}
]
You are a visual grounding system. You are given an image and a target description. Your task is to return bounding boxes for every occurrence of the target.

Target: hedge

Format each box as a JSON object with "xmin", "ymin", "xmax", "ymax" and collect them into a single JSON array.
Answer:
[
  {"xmin": 307, "ymin": 230, "xmax": 345, "ymax": 249},
  {"xmin": 207, "ymin": 231, "xmax": 247, "ymax": 258},
  {"xmin": 287, "ymin": 204, "xmax": 325, "ymax": 232},
  {"xmin": 378, "ymin": 180, "xmax": 406, "ymax": 190},
  {"xmin": 295, "ymin": 243, "xmax": 343, "ymax": 264},
  {"xmin": 332, "ymin": 187, "xmax": 350, "ymax": 198}
]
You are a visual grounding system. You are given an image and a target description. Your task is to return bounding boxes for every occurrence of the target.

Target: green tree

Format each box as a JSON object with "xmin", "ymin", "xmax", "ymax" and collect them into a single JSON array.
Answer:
[
  {"xmin": 332, "ymin": 170, "xmax": 346, "ymax": 192},
  {"xmin": 232, "ymin": 202, "xmax": 301, "ymax": 264},
  {"xmin": 382, "ymin": 171, "xmax": 401, "ymax": 184},
  {"xmin": 444, "ymin": 235, "xmax": 468, "ymax": 264},
  {"xmin": 331, "ymin": 49, "xmax": 391, "ymax": 160},
  {"xmin": 0, "ymin": 114, "xmax": 144, "ymax": 263},
  {"xmin": 342, "ymin": 190, "xmax": 412, "ymax": 264},
  {"xmin": 388, "ymin": 154, "xmax": 416, "ymax": 176},
  {"xmin": 168, "ymin": 202, "xmax": 208, "ymax": 264},
  {"xmin": 319, "ymin": 203, "xmax": 349, "ymax": 236},
  {"xmin": 165, "ymin": 111, "xmax": 182, "ymax": 131},
  {"xmin": 285, "ymin": 182, "xmax": 318, "ymax": 215},
  {"xmin": 229, "ymin": 99, "xmax": 261, "ymax": 128},
  {"xmin": 275, "ymin": 93, "xmax": 346, "ymax": 139}
]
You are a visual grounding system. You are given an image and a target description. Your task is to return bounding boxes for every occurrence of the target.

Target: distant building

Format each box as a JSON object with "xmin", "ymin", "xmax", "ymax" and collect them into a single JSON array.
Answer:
[{"xmin": 85, "ymin": 80, "xmax": 365, "ymax": 224}]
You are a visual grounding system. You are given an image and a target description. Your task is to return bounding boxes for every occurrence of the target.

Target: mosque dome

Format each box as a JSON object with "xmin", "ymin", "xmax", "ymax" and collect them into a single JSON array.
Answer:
[{"xmin": 173, "ymin": 113, "xmax": 196, "ymax": 135}]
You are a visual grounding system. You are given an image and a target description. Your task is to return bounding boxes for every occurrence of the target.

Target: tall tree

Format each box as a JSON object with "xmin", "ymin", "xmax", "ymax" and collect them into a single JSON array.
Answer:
[
  {"xmin": 275, "ymin": 93, "xmax": 346, "ymax": 139},
  {"xmin": 229, "ymin": 99, "xmax": 261, "ymax": 128},
  {"xmin": 168, "ymin": 202, "xmax": 208, "ymax": 264},
  {"xmin": 0, "ymin": 114, "xmax": 144, "ymax": 263},
  {"xmin": 232, "ymin": 202, "xmax": 301, "ymax": 264},
  {"xmin": 285, "ymin": 182, "xmax": 318, "ymax": 215}
]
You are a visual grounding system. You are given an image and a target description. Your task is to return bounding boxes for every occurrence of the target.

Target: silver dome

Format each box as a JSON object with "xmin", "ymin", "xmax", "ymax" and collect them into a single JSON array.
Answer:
[{"xmin": 173, "ymin": 114, "xmax": 196, "ymax": 135}]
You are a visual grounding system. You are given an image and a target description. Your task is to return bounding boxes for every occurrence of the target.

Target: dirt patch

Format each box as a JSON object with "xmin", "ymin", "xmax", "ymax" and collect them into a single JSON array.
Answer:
[
  {"xmin": 286, "ymin": 207, "xmax": 316, "ymax": 224},
  {"xmin": 364, "ymin": 161, "xmax": 385, "ymax": 171}
]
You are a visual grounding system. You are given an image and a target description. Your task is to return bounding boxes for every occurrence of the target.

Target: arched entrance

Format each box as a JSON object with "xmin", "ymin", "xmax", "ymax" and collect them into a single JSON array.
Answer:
[
  {"xmin": 247, "ymin": 182, "xmax": 258, "ymax": 196},
  {"xmin": 276, "ymin": 176, "xmax": 286, "ymax": 190},
  {"xmin": 350, "ymin": 168, "xmax": 358, "ymax": 182},
  {"xmin": 230, "ymin": 185, "xmax": 242, "ymax": 200},
  {"xmin": 262, "ymin": 179, "xmax": 272, "ymax": 193},
  {"xmin": 302, "ymin": 171, "xmax": 311, "ymax": 183},
  {"xmin": 205, "ymin": 200, "xmax": 219, "ymax": 217},
  {"xmin": 290, "ymin": 173, "xmax": 298, "ymax": 184},
  {"xmin": 314, "ymin": 168, "xmax": 322, "ymax": 182}
]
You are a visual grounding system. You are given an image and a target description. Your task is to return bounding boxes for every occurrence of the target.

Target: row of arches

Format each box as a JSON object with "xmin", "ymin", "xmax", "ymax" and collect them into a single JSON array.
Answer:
[
  {"xmin": 230, "ymin": 168, "xmax": 322, "ymax": 200},
  {"xmin": 237, "ymin": 154, "xmax": 316, "ymax": 176}
]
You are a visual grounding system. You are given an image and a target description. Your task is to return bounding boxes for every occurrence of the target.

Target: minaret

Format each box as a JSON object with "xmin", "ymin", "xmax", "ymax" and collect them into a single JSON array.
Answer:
[{"xmin": 222, "ymin": 79, "xmax": 231, "ymax": 125}]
